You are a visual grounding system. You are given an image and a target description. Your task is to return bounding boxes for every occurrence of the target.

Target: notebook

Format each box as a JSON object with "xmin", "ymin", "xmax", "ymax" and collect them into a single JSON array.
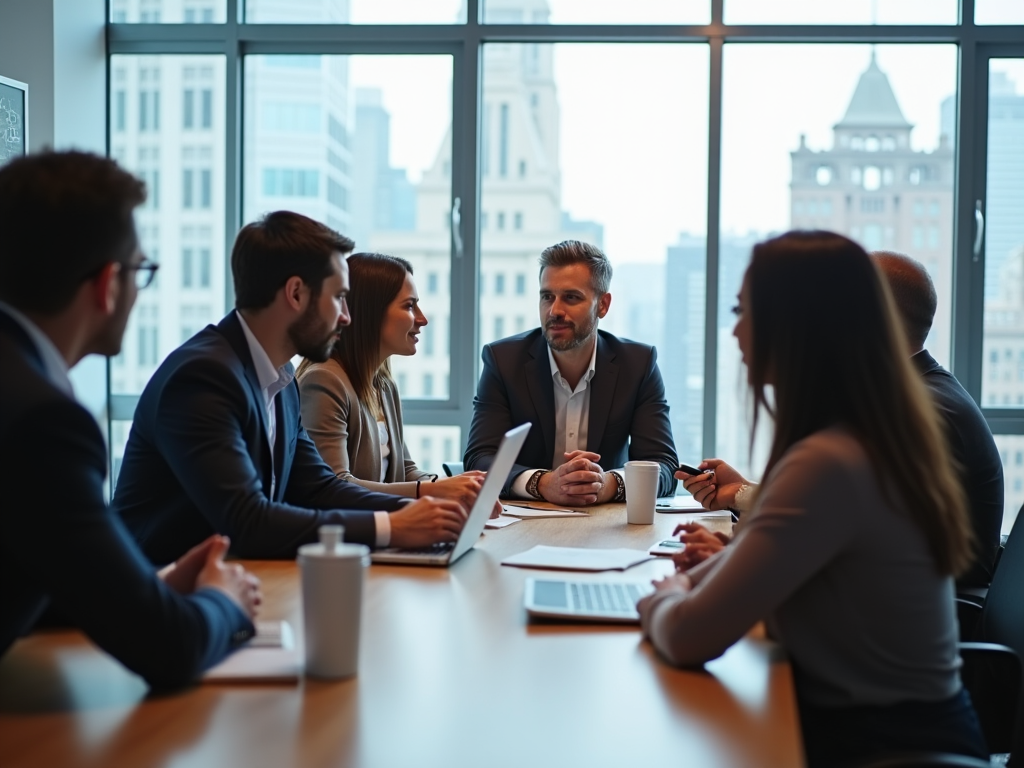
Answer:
[
  {"xmin": 523, "ymin": 577, "xmax": 655, "ymax": 624},
  {"xmin": 370, "ymin": 422, "xmax": 531, "ymax": 567}
]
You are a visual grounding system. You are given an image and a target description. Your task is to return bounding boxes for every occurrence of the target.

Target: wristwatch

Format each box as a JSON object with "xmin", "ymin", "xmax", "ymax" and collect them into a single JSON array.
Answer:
[
  {"xmin": 526, "ymin": 469, "xmax": 549, "ymax": 500},
  {"xmin": 610, "ymin": 471, "xmax": 626, "ymax": 502}
]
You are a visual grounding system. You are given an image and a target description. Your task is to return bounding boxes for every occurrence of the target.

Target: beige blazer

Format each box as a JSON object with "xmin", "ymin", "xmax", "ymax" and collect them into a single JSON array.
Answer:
[{"xmin": 297, "ymin": 358, "xmax": 432, "ymax": 497}]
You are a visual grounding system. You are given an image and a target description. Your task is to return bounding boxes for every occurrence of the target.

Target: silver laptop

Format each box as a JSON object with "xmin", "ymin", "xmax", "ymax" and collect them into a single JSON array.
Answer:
[
  {"xmin": 371, "ymin": 423, "xmax": 531, "ymax": 567},
  {"xmin": 523, "ymin": 578, "xmax": 655, "ymax": 623}
]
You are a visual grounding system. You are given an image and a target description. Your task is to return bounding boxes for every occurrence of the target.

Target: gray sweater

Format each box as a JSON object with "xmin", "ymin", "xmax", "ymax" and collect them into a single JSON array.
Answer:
[
  {"xmin": 640, "ymin": 427, "xmax": 962, "ymax": 708},
  {"xmin": 297, "ymin": 359, "xmax": 433, "ymax": 497}
]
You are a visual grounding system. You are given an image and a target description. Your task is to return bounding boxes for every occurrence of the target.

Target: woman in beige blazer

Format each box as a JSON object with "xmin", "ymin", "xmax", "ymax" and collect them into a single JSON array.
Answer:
[{"xmin": 297, "ymin": 253, "xmax": 491, "ymax": 513}]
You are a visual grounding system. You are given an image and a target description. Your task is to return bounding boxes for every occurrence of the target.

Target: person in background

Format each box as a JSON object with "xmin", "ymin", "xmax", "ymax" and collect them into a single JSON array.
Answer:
[
  {"xmin": 639, "ymin": 231, "xmax": 987, "ymax": 767},
  {"xmin": 0, "ymin": 150, "xmax": 260, "ymax": 689},
  {"xmin": 297, "ymin": 253, "xmax": 499, "ymax": 516},
  {"xmin": 113, "ymin": 212, "xmax": 468, "ymax": 565},
  {"xmin": 677, "ymin": 251, "xmax": 1003, "ymax": 589},
  {"xmin": 465, "ymin": 240, "xmax": 677, "ymax": 505}
]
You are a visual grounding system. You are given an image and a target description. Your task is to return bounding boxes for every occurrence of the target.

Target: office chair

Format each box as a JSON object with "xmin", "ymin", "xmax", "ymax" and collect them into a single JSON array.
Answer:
[{"xmin": 957, "ymin": 504, "xmax": 1024, "ymax": 762}]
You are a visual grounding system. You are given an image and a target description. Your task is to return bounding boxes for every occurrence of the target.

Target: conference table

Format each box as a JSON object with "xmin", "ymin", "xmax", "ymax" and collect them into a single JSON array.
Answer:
[{"xmin": 0, "ymin": 503, "xmax": 803, "ymax": 767}]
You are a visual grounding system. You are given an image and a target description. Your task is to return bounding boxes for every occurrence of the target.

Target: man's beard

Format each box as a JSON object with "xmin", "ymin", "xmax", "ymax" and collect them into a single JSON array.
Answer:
[
  {"xmin": 289, "ymin": 301, "xmax": 341, "ymax": 363},
  {"xmin": 543, "ymin": 311, "xmax": 598, "ymax": 352}
]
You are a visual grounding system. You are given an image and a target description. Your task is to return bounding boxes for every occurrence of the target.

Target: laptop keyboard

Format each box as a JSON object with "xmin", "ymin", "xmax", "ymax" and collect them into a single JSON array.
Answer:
[
  {"xmin": 400, "ymin": 542, "xmax": 455, "ymax": 555},
  {"xmin": 534, "ymin": 580, "xmax": 647, "ymax": 615}
]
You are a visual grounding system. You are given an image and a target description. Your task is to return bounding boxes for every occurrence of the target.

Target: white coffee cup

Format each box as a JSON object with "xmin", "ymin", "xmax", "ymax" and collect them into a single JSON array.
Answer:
[
  {"xmin": 298, "ymin": 525, "xmax": 370, "ymax": 679},
  {"xmin": 624, "ymin": 461, "xmax": 661, "ymax": 525}
]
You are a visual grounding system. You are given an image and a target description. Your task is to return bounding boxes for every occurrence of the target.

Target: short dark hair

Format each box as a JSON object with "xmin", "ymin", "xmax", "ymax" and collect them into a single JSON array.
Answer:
[
  {"xmin": 870, "ymin": 251, "xmax": 937, "ymax": 350},
  {"xmin": 232, "ymin": 211, "xmax": 355, "ymax": 310},
  {"xmin": 538, "ymin": 240, "xmax": 612, "ymax": 294},
  {"xmin": 0, "ymin": 150, "xmax": 145, "ymax": 315}
]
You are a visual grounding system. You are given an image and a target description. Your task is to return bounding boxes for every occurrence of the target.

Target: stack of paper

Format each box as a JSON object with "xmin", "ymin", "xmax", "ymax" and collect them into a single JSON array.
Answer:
[
  {"xmin": 501, "ymin": 545, "xmax": 652, "ymax": 571},
  {"xmin": 203, "ymin": 621, "xmax": 302, "ymax": 683}
]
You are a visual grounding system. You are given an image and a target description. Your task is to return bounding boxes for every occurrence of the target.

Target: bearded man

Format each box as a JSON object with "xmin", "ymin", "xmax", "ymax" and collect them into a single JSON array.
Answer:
[
  {"xmin": 465, "ymin": 240, "xmax": 677, "ymax": 505},
  {"xmin": 114, "ymin": 211, "xmax": 468, "ymax": 563}
]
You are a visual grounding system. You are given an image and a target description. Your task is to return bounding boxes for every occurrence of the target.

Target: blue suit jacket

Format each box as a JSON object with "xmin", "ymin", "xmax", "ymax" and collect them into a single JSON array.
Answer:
[
  {"xmin": 0, "ymin": 309, "xmax": 253, "ymax": 688},
  {"xmin": 465, "ymin": 329, "xmax": 678, "ymax": 497},
  {"xmin": 114, "ymin": 312, "xmax": 408, "ymax": 564}
]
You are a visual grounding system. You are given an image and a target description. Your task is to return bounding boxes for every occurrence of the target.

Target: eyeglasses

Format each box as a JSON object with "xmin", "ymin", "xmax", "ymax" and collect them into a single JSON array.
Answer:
[{"xmin": 124, "ymin": 258, "xmax": 160, "ymax": 290}]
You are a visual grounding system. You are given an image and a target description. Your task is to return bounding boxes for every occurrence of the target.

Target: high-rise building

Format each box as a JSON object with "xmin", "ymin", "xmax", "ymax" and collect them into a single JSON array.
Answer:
[{"xmin": 790, "ymin": 52, "xmax": 954, "ymax": 362}]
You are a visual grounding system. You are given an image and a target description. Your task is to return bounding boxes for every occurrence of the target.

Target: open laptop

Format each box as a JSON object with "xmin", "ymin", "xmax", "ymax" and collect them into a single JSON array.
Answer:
[
  {"xmin": 370, "ymin": 422, "xmax": 531, "ymax": 567},
  {"xmin": 523, "ymin": 578, "xmax": 655, "ymax": 623}
]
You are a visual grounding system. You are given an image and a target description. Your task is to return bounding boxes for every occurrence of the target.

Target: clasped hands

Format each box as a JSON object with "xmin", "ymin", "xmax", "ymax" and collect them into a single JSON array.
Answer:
[{"xmin": 536, "ymin": 450, "xmax": 618, "ymax": 506}]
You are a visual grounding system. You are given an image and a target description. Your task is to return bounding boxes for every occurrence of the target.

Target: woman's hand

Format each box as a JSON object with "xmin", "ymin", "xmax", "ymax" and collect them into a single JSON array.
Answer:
[
  {"xmin": 674, "ymin": 459, "xmax": 750, "ymax": 511},
  {"xmin": 670, "ymin": 523, "xmax": 731, "ymax": 571},
  {"xmin": 426, "ymin": 471, "xmax": 487, "ymax": 511}
]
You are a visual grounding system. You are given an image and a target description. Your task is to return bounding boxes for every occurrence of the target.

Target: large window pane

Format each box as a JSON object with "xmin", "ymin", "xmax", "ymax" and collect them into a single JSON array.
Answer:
[
  {"xmin": 244, "ymin": 54, "xmax": 453, "ymax": 400},
  {"xmin": 245, "ymin": 0, "xmax": 463, "ymax": 24},
  {"xmin": 725, "ymin": 0, "xmax": 956, "ymax": 25},
  {"xmin": 993, "ymin": 435, "xmax": 1024, "ymax": 536},
  {"xmin": 482, "ymin": 0, "xmax": 707, "ymax": 24},
  {"xmin": 976, "ymin": 0, "xmax": 1024, "ymax": 25},
  {"xmin": 719, "ymin": 44, "xmax": 957, "ymax": 477},
  {"xmin": 479, "ymin": 43, "xmax": 709, "ymax": 466},
  {"xmin": 981, "ymin": 60, "xmax": 1024, "ymax": 408},
  {"xmin": 109, "ymin": 0, "xmax": 227, "ymax": 23},
  {"xmin": 109, "ymin": 54, "xmax": 227, "ymax": 395},
  {"xmin": 403, "ymin": 426, "xmax": 462, "ymax": 476}
]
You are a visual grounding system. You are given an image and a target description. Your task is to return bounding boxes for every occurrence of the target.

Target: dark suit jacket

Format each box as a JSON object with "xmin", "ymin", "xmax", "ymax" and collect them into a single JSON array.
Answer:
[
  {"xmin": 914, "ymin": 350, "xmax": 1004, "ymax": 588},
  {"xmin": 113, "ymin": 312, "xmax": 408, "ymax": 564},
  {"xmin": 0, "ymin": 309, "xmax": 253, "ymax": 688},
  {"xmin": 465, "ymin": 329, "xmax": 678, "ymax": 497}
]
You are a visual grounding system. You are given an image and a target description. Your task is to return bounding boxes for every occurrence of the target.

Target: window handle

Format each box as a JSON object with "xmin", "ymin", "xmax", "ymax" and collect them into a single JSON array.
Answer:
[
  {"xmin": 451, "ymin": 197, "xmax": 463, "ymax": 259},
  {"xmin": 973, "ymin": 200, "xmax": 985, "ymax": 262}
]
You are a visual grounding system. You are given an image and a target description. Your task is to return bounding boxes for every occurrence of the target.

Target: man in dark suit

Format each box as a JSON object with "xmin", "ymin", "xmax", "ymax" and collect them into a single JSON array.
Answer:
[
  {"xmin": 872, "ymin": 251, "xmax": 1004, "ymax": 588},
  {"xmin": 465, "ymin": 240, "xmax": 678, "ymax": 504},
  {"xmin": 0, "ymin": 150, "xmax": 260, "ymax": 688},
  {"xmin": 113, "ymin": 211, "xmax": 466, "ymax": 564}
]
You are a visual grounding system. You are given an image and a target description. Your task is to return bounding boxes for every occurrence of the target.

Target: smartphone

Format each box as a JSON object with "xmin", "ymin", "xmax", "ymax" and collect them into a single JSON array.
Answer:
[
  {"xmin": 649, "ymin": 539, "xmax": 686, "ymax": 557},
  {"xmin": 678, "ymin": 463, "xmax": 713, "ymax": 476}
]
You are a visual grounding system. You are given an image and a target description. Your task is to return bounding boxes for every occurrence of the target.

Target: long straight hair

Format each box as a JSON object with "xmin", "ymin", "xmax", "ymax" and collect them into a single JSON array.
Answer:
[
  {"xmin": 746, "ymin": 230, "xmax": 974, "ymax": 576},
  {"xmin": 297, "ymin": 252, "xmax": 412, "ymax": 409}
]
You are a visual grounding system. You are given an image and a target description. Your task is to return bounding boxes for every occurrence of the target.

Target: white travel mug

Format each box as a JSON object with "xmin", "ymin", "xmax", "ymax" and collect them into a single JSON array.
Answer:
[
  {"xmin": 624, "ymin": 461, "xmax": 661, "ymax": 525},
  {"xmin": 298, "ymin": 525, "xmax": 370, "ymax": 679}
]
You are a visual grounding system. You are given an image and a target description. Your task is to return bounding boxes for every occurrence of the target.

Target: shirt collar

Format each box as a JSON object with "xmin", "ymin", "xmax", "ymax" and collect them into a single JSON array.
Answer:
[
  {"xmin": 547, "ymin": 336, "xmax": 598, "ymax": 386},
  {"xmin": 0, "ymin": 300, "xmax": 73, "ymax": 396},
  {"xmin": 235, "ymin": 310, "xmax": 294, "ymax": 397}
]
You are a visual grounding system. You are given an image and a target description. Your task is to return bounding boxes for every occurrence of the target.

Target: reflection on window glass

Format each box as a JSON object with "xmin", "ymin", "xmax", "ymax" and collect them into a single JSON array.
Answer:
[
  {"xmin": 480, "ymin": 43, "xmax": 709, "ymax": 466},
  {"xmin": 725, "ymin": 0, "xmax": 956, "ymax": 25},
  {"xmin": 993, "ymin": 435, "xmax": 1024, "ymax": 535},
  {"xmin": 110, "ymin": 54, "xmax": 227, "ymax": 396},
  {"xmin": 109, "ymin": 0, "xmax": 227, "ymax": 23},
  {"xmin": 244, "ymin": 54, "xmax": 453, "ymax": 400},
  {"xmin": 720, "ymin": 44, "xmax": 957, "ymax": 478},
  {"xmin": 981, "ymin": 60, "xmax": 1024, "ymax": 409},
  {"xmin": 976, "ymin": 0, "xmax": 1024, "ymax": 25},
  {"xmin": 245, "ymin": 0, "xmax": 463, "ymax": 24},
  {"xmin": 482, "ymin": 0, "xmax": 707, "ymax": 24}
]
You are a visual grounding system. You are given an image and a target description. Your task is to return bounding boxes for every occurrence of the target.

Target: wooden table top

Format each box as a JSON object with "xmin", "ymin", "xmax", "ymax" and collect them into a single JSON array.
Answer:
[{"xmin": 0, "ymin": 504, "xmax": 803, "ymax": 768}]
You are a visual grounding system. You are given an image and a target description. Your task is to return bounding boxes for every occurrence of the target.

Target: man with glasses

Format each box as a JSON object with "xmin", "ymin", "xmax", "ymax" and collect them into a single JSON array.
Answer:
[
  {"xmin": 0, "ymin": 150, "xmax": 261, "ymax": 689},
  {"xmin": 113, "ymin": 211, "xmax": 468, "ymax": 564}
]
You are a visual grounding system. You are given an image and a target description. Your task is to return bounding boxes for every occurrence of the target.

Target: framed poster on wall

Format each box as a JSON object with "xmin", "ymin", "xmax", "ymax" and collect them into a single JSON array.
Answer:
[{"xmin": 0, "ymin": 74, "xmax": 28, "ymax": 167}]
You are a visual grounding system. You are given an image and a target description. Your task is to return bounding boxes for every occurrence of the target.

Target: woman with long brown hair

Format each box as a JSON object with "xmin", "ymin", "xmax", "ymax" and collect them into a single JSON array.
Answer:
[
  {"xmin": 297, "ymin": 253, "xmax": 491, "ymax": 513},
  {"xmin": 637, "ymin": 231, "xmax": 986, "ymax": 766}
]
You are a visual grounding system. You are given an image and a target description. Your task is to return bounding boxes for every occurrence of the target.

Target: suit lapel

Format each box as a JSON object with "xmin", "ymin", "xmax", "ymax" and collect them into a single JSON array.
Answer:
[
  {"xmin": 587, "ymin": 333, "xmax": 618, "ymax": 454},
  {"xmin": 274, "ymin": 384, "xmax": 297, "ymax": 502},
  {"xmin": 217, "ymin": 313, "xmax": 275, "ymax": 489},
  {"xmin": 525, "ymin": 334, "xmax": 557, "ymax": 462}
]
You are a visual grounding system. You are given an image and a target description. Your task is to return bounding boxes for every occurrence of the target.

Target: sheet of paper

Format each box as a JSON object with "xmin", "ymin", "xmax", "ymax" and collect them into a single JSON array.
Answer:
[
  {"xmin": 485, "ymin": 515, "xmax": 522, "ymax": 529},
  {"xmin": 203, "ymin": 621, "xmax": 302, "ymax": 684},
  {"xmin": 655, "ymin": 496, "xmax": 706, "ymax": 511},
  {"xmin": 501, "ymin": 545, "xmax": 652, "ymax": 572},
  {"xmin": 501, "ymin": 504, "xmax": 590, "ymax": 519}
]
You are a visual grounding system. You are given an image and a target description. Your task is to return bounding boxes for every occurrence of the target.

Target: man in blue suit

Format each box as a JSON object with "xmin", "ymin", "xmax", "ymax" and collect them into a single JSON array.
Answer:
[
  {"xmin": 0, "ymin": 151, "xmax": 260, "ymax": 689},
  {"xmin": 465, "ymin": 240, "xmax": 678, "ymax": 504},
  {"xmin": 114, "ymin": 211, "xmax": 466, "ymax": 564}
]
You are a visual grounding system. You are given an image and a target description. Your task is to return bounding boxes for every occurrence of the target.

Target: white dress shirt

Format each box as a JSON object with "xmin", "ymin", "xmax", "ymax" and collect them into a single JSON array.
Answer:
[
  {"xmin": 0, "ymin": 300, "xmax": 73, "ymax": 396},
  {"xmin": 511, "ymin": 340, "xmax": 624, "ymax": 499},
  {"xmin": 235, "ymin": 312, "xmax": 391, "ymax": 545}
]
